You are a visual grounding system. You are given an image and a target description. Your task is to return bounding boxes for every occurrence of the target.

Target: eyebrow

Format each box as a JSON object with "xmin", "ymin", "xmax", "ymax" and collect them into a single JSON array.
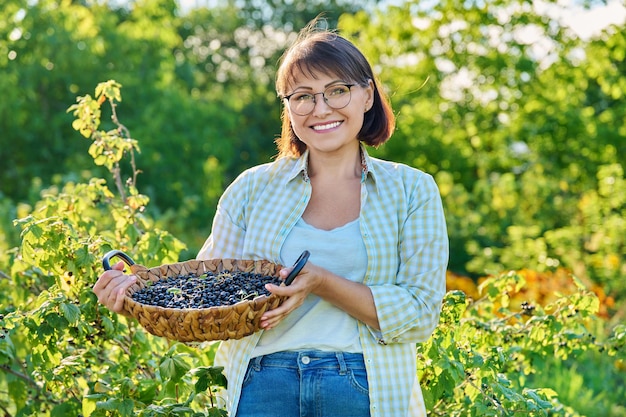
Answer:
[{"xmin": 290, "ymin": 79, "xmax": 347, "ymax": 92}]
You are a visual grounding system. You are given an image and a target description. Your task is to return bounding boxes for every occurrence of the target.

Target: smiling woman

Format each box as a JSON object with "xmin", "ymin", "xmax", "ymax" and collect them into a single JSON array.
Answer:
[
  {"xmin": 93, "ymin": 15, "xmax": 449, "ymax": 417},
  {"xmin": 274, "ymin": 28, "xmax": 394, "ymax": 158}
]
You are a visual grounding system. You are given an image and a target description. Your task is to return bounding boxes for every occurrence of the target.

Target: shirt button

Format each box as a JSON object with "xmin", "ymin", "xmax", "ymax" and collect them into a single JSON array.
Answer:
[{"xmin": 301, "ymin": 356, "xmax": 310, "ymax": 365}]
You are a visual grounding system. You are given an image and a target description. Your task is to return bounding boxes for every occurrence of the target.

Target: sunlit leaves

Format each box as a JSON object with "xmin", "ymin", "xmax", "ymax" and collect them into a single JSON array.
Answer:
[
  {"xmin": 420, "ymin": 271, "xmax": 615, "ymax": 416},
  {"xmin": 60, "ymin": 302, "xmax": 81, "ymax": 325},
  {"xmin": 1, "ymin": 1, "xmax": 625, "ymax": 415},
  {"xmin": 2, "ymin": 80, "xmax": 200, "ymax": 416},
  {"xmin": 159, "ymin": 352, "xmax": 191, "ymax": 382},
  {"xmin": 192, "ymin": 366, "xmax": 228, "ymax": 394},
  {"xmin": 69, "ymin": 95, "xmax": 102, "ymax": 138},
  {"xmin": 95, "ymin": 79, "xmax": 122, "ymax": 103}
]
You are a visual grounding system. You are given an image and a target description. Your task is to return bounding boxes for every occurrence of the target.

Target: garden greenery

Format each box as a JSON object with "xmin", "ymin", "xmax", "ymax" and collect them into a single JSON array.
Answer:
[
  {"xmin": 0, "ymin": 79, "xmax": 624, "ymax": 417},
  {"xmin": 1, "ymin": 0, "xmax": 625, "ymax": 415}
]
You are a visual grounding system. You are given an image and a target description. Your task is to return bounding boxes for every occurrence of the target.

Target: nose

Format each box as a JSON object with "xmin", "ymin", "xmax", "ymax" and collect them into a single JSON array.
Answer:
[{"xmin": 311, "ymin": 92, "xmax": 332, "ymax": 116}]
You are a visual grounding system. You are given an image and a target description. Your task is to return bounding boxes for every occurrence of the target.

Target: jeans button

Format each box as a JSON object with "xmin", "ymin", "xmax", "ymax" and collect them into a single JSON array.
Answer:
[{"xmin": 301, "ymin": 355, "xmax": 310, "ymax": 365}]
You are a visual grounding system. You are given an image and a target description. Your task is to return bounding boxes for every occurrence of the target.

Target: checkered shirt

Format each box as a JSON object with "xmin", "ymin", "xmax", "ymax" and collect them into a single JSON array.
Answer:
[{"xmin": 197, "ymin": 145, "xmax": 449, "ymax": 417}]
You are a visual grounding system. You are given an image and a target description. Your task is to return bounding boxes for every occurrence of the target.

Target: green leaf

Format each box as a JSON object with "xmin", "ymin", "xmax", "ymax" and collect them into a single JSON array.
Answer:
[
  {"xmin": 137, "ymin": 379, "xmax": 159, "ymax": 404},
  {"xmin": 0, "ymin": 334, "xmax": 16, "ymax": 365},
  {"xmin": 72, "ymin": 118, "xmax": 85, "ymax": 133},
  {"xmin": 60, "ymin": 303, "xmax": 81, "ymax": 325},
  {"xmin": 159, "ymin": 353, "xmax": 191, "ymax": 382},
  {"xmin": 93, "ymin": 154, "xmax": 109, "ymax": 167},
  {"xmin": 51, "ymin": 402, "xmax": 76, "ymax": 417},
  {"xmin": 75, "ymin": 245, "xmax": 93, "ymax": 266},
  {"xmin": 82, "ymin": 395, "xmax": 98, "ymax": 417},
  {"xmin": 192, "ymin": 366, "xmax": 227, "ymax": 393},
  {"xmin": 97, "ymin": 398, "xmax": 134, "ymax": 416}
]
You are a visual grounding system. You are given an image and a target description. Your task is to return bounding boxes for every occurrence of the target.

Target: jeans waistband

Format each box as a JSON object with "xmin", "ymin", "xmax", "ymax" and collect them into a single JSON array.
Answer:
[{"xmin": 250, "ymin": 350, "xmax": 365, "ymax": 374}]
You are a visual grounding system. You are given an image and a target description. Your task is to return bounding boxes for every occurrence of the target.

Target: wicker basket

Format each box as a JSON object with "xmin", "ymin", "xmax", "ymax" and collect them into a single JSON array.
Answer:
[{"xmin": 102, "ymin": 250, "xmax": 286, "ymax": 342}]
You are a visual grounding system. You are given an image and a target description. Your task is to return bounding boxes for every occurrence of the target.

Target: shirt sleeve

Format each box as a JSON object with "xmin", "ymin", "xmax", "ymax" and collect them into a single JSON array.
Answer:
[
  {"xmin": 196, "ymin": 173, "xmax": 249, "ymax": 261},
  {"xmin": 369, "ymin": 173, "xmax": 449, "ymax": 344}
]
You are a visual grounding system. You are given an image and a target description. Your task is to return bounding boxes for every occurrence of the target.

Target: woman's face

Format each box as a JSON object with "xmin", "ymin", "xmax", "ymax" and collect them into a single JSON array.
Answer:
[{"xmin": 285, "ymin": 70, "xmax": 374, "ymax": 157}]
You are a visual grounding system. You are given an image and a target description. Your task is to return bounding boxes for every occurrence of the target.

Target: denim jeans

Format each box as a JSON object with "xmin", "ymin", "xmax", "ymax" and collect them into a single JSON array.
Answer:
[{"xmin": 236, "ymin": 350, "xmax": 370, "ymax": 417}]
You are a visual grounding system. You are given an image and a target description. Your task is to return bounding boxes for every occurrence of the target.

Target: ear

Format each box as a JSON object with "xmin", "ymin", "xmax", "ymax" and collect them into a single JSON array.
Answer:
[{"xmin": 364, "ymin": 79, "xmax": 375, "ymax": 111}]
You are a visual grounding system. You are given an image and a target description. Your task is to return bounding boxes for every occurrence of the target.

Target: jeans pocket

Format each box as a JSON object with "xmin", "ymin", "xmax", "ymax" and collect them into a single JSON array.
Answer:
[
  {"xmin": 348, "ymin": 368, "xmax": 369, "ymax": 395},
  {"xmin": 317, "ymin": 368, "xmax": 370, "ymax": 415}
]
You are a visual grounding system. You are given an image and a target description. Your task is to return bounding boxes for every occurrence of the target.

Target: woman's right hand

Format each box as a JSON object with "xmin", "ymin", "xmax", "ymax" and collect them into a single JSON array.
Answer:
[{"xmin": 92, "ymin": 261, "xmax": 137, "ymax": 313}]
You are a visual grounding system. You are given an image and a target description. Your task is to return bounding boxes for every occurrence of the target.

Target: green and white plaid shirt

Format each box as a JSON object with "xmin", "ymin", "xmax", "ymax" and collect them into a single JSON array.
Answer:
[{"xmin": 197, "ymin": 145, "xmax": 449, "ymax": 417}]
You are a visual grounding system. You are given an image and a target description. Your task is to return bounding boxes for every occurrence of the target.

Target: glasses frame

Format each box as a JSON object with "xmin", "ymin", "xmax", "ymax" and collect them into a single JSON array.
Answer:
[{"xmin": 282, "ymin": 83, "xmax": 356, "ymax": 116}]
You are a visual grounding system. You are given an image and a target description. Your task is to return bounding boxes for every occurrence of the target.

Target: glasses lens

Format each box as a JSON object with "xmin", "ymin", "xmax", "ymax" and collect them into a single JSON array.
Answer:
[
  {"xmin": 287, "ymin": 84, "xmax": 352, "ymax": 116},
  {"xmin": 324, "ymin": 85, "xmax": 352, "ymax": 110},
  {"xmin": 288, "ymin": 93, "xmax": 315, "ymax": 116}
]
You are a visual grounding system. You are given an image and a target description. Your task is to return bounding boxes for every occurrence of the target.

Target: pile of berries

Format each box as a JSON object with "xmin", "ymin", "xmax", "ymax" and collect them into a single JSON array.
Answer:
[
  {"xmin": 131, "ymin": 271, "xmax": 283, "ymax": 309},
  {"xmin": 521, "ymin": 301, "xmax": 536, "ymax": 316}
]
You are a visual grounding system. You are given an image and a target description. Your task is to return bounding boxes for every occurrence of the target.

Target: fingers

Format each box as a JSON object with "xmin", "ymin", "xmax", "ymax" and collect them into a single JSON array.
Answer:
[
  {"xmin": 111, "ymin": 260, "xmax": 126, "ymax": 271},
  {"xmin": 93, "ymin": 261, "xmax": 136, "ymax": 313},
  {"xmin": 260, "ymin": 283, "xmax": 306, "ymax": 330},
  {"xmin": 279, "ymin": 267, "xmax": 291, "ymax": 280},
  {"xmin": 92, "ymin": 261, "xmax": 125, "ymax": 292},
  {"xmin": 260, "ymin": 263, "xmax": 328, "ymax": 330},
  {"xmin": 111, "ymin": 279, "xmax": 134, "ymax": 313},
  {"xmin": 260, "ymin": 303, "xmax": 290, "ymax": 330},
  {"xmin": 260, "ymin": 314, "xmax": 281, "ymax": 330}
]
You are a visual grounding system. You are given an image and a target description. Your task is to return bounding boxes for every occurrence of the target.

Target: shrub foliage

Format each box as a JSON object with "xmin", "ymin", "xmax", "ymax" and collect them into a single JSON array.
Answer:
[
  {"xmin": 1, "ymin": 0, "xmax": 625, "ymax": 414},
  {"xmin": 0, "ymin": 81, "xmax": 624, "ymax": 417}
]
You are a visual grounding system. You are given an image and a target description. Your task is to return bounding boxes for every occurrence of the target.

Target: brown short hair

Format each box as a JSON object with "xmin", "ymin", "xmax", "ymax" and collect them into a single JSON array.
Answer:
[{"xmin": 275, "ymin": 22, "xmax": 395, "ymax": 158}]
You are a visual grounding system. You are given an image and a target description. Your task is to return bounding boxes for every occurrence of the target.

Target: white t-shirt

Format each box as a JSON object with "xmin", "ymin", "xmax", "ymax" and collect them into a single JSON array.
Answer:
[{"xmin": 252, "ymin": 217, "xmax": 367, "ymax": 357}]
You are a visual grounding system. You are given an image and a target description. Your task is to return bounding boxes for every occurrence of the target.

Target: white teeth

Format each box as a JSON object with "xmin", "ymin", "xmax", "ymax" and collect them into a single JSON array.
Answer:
[{"xmin": 312, "ymin": 121, "xmax": 341, "ymax": 131}]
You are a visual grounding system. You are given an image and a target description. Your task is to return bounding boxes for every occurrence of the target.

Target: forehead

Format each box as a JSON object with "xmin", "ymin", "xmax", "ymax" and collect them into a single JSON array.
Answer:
[
  {"xmin": 287, "ymin": 68, "xmax": 344, "ymax": 90},
  {"xmin": 279, "ymin": 53, "xmax": 355, "ymax": 93}
]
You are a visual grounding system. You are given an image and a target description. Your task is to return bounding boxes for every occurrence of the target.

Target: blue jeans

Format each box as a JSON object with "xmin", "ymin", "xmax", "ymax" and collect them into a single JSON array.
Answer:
[{"xmin": 236, "ymin": 350, "xmax": 370, "ymax": 417}]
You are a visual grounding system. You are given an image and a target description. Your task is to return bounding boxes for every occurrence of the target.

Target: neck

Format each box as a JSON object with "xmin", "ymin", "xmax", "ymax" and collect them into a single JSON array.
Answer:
[{"xmin": 307, "ymin": 143, "xmax": 362, "ymax": 179}]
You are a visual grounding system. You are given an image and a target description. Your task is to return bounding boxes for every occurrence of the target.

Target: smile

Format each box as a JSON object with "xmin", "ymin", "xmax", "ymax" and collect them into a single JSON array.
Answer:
[{"xmin": 312, "ymin": 121, "xmax": 342, "ymax": 131}]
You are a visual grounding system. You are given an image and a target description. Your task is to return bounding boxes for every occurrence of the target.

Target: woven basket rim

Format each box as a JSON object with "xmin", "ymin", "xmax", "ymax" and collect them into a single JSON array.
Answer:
[{"xmin": 121, "ymin": 257, "xmax": 286, "ymax": 342}]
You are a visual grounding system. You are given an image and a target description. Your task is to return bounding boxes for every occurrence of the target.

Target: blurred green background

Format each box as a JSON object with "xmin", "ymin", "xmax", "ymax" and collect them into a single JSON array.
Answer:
[
  {"xmin": 1, "ymin": 0, "xmax": 624, "ymax": 302},
  {"xmin": 1, "ymin": 1, "xmax": 625, "ymax": 415}
]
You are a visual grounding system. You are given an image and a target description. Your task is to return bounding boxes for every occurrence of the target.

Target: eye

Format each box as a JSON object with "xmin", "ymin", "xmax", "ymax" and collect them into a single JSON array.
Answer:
[
  {"xmin": 327, "ymin": 85, "xmax": 350, "ymax": 97},
  {"xmin": 291, "ymin": 93, "xmax": 314, "ymax": 102}
]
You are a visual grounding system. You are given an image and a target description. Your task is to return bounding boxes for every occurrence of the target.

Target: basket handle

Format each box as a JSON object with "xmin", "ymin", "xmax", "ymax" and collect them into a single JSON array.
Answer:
[
  {"xmin": 102, "ymin": 250, "xmax": 136, "ymax": 271},
  {"xmin": 284, "ymin": 250, "xmax": 310, "ymax": 285}
]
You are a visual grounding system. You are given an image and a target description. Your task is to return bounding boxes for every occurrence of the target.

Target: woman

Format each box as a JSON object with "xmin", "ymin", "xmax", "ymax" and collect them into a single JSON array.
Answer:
[{"xmin": 94, "ymin": 19, "xmax": 448, "ymax": 417}]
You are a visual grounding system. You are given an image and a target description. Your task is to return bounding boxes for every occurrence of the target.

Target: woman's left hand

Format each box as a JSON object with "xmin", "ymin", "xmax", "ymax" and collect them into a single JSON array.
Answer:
[
  {"xmin": 259, "ymin": 264, "xmax": 324, "ymax": 330},
  {"xmin": 260, "ymin": 261, "xmax": 380, "ymax": 331}
]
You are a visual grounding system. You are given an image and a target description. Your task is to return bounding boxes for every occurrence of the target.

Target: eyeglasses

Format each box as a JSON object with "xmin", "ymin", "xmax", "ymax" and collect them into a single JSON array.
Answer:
[{"xmin": 282, "ymin": 83, "xmax": 355, "ymax": 116}]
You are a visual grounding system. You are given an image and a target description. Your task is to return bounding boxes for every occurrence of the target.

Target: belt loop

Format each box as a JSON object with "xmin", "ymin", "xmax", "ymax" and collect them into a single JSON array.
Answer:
[
  {"xmin": 252, "ymin": 355, "xmax": 263, "ymax": 371},
  {"xmin": 336, "ymin": 352, "xmax": 347, "ymax": 375}
]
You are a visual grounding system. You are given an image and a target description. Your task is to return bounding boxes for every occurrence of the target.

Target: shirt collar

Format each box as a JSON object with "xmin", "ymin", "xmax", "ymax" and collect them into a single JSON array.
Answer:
[
  {"xmin": 286, "ymin": 143, "xmax": 379, "ymax": 189},
  {"xmin": 359, "ymin": 143, "xmax": 372, "ymax": 183},
  {"xmin": 359, "ymin": 144, "xmax": 380, "ymax": 193},
  {"xmin": 285, "ymin": 149, "xmax": 310, "ymax": 183}
]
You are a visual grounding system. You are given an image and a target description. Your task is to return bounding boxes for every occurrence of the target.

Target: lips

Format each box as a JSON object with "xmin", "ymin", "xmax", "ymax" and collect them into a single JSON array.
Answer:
[{"xmin": 311, "ymin": 121, "xmax": 342, "ymax": 131}]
